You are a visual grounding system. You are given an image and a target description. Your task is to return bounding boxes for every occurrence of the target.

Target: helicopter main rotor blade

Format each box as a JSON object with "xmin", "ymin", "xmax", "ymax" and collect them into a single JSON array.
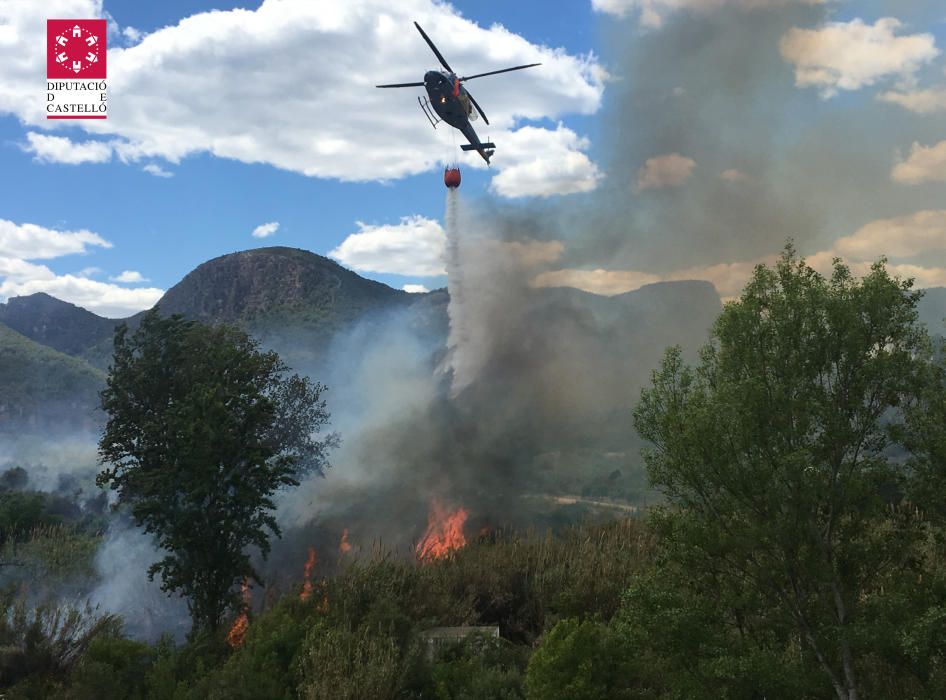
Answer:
[
  {"xmin": 414, "ymin": 22, "xmax": 453, "ymax": 74},
  {"xmin": 467, "ymin": 91, "xmax": 489, "ymax": 126},
  {"xmin": 376, "ymin": 81, "xmax": 425, "ymax": 88},
  {"xmin": 459, "ymin": 63, "xmax": 541, "ymax": 81}
]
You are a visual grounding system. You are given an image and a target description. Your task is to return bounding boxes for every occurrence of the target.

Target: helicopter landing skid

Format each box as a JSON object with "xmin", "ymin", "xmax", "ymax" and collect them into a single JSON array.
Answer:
[{"xmin": 418, "ymin": 96, "xmax": 440, "ymax": 129}]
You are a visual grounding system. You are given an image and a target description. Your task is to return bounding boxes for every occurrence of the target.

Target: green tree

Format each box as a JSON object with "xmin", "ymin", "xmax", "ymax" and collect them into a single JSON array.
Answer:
[
  {"xmin": 524, "ymin": 618, "xmax": 640, "ymax": 700},
  {"xmin": 633, "ymin": 248, "xmax": 936, "ymax": 700},
  {"xmin": 97, "ymin": 310, "xmax": 335, "ymax": 635}
]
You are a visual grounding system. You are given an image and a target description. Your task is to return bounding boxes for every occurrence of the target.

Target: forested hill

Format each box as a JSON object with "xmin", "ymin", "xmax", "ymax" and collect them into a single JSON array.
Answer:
[
  {"xmin": 0, "ymin": 292, "xmax": 118, "ymax": 363},
  {"xmin": 0, "ymin": 321, "xmax": 104, "ymax": 430}
]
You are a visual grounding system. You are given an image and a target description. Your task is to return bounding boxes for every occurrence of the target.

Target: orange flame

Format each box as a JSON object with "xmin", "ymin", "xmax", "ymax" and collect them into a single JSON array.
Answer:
[
  {"xmin": 416, "ymin": 500, "xmax": 469, "ymax": 562},
  {"xmin": 300, "ymin": 547, "xmax": 317, "ymax": 602},
  {"xmin": 226, "ymin": 579, "xmax": 251, "ymax": 648},
  {"xmin": 339, "ymin": 528, "xmax": 351, "ymax": 554}
]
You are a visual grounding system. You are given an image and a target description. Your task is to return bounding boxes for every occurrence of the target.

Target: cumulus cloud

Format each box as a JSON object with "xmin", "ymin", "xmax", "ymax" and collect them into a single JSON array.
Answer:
[
  {"xmin": 110, "ymin": 270, "xmax": 149, "ymax": 283},
  {"xmin": 122, "ymin": 26, "xmax": 142, "ymax": 44},
  {"xmin": 720, "ymin": 168, "xmax": 748, "ymax": 182},
  {"xmin": 402, "ymin": 284, "xmax": 429, "ymax": 293},
  {"xmin": 142, "ymin": 163, "xmax": 173, "ymax": 177},
  {"xmin": 329, "ymin": 216, "xmax": 445, "ymax": 276},
  {"xmin": 591, "ymin": 0, "xmax": 821, "ymax": 28},
  {"xmin": 780, "ymin": 18, "xmax": 939, "ymax": 97},
  {"xmin": 532, "ymin": 268, "xmax": 662, "ymax": 295},
  {"xmin": 23, "ymin": 132, "xmax": 113, "ymax": 164},
  {"xmin": 501, "ymin": 240, "xmax": 565, "ymax": 267},
  {"xmin": 0, "ymin": 0, "xmax": 603, "ymax": 186},
  {"xmin": 488, "ymin": 124, "xmax": 601, "ymax": 198},
  {"xmin": 252, "ymin": 222, "xmax": 280, "ymax": 239},
  {"xmin": 892, "ymin": 141, "xmax": 946, "ymax": 185},
  {"xmin": 635, "ymin": 153, "xmax": 695, "ymax": 191},
  {"xmin": 0, "ymin": 219, "xmax": 162, "ymax": 317},
  {"xmin": 879, "ymin": 87, "xmax": 946, "ymax": 114},
  {"xmin": 537, "ymin": 210, "xmax": 946, "ymax": 300},
  {"xmin": 0, "ymin": 219, "xmax": 110, "ymax": 259},
  {"xmin": 534, "ymin": 258, "xmax": 771, "ymax": 299},
  {"xmin": 833, "ymin": 211, "xmax": 946, "ymax": 259},
  {"xmin": 0, "ymin": 273, "xmax": 164, "ymax": 318}
]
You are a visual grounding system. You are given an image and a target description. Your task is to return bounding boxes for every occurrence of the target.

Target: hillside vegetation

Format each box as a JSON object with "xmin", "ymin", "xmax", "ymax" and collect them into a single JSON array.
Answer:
[{"xmin": 0, "ymin": 322, "xmax": 105, "ymax": 429}]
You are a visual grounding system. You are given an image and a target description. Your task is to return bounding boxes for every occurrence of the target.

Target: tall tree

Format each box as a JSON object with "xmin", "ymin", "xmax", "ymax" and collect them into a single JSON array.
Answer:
[
  {"xmin": 97, "ymin": 310, "xmax": 336, "ymax": 634},
  {"xmin": 633, "ymin": 247, "xmax": 937, "ymax": 699}
]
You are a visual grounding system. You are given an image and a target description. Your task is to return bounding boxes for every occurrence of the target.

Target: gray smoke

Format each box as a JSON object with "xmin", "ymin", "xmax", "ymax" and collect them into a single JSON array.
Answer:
[
  {"xmin": 88, "ymin": 520, "xmax": 191, "ymax": 642},
  {"xmin": 485, "ymin": 3, "xmax": 945, "ymax": 283}
]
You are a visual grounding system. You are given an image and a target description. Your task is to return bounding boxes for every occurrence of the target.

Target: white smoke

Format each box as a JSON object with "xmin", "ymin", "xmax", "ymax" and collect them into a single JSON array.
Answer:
[
  {"xmin": 443, "ymin": 188, "xmax": 473, "ymax": 393},
  {"xmin": 0, "ymin": 432, "xmax": 100, "ymax": 491},
  {"xmin": 88, "ymin": 520, "xmax": 190, "ymax": 642}
]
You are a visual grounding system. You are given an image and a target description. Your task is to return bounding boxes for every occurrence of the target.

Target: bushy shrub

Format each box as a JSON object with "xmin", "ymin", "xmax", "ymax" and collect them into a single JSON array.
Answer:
[
  {"xmin": 421, "ymin": 519, "xmax": 652, "ymax": 643},
  {"xmin": 296, "ymin": 621, "xmax": 404, "ymax": 700},
  {"xmin": 0, "ymin": 591, "xmax": 119, "ymax": 692},
  {"xmin": 428, "ymin": 634, "xmax": 528, "ymax": 700},
  {"xmin": 66, "ymin": 635, "xmax": 153, "ymax": 700},
  {"xmin": 524, "ymin": 617, "xmax": 640, "ymax": 700}
]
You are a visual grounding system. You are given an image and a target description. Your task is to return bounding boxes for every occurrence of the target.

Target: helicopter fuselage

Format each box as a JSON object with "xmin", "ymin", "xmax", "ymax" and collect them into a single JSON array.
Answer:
[
  {"xmin": 423, "ymin": 70, "xmax": 493, "ymax": 163},
  {"xmin": 424, "ymin": 70, "xmax": 470, "ymax": 128}
]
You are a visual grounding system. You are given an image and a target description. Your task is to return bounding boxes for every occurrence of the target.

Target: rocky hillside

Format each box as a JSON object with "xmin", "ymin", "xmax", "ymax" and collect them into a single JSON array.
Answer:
[
  {"xmin": 0, "ymin": 292, "xmax": 118, "ymax": 359},
  {"xmin": 157, "ymin": 247, "xmax": 409, "ymax": 324}
]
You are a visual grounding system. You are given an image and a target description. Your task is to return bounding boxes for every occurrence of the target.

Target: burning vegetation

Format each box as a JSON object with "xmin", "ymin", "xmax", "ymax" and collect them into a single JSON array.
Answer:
[
  {"xmin": 225, "ymin": 579, "xmax": 251, "ymax": 648},
  {"xmin": 415, "ymin": 500, "xmax": 469, "ymax": 562},
  {"xmin": 299, "ymin": 547, "xmax": 317, "ymax": 602}
]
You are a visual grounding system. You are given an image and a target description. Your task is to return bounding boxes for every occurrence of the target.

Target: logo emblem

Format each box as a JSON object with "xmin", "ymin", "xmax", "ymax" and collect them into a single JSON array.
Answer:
[{"xmin": 47, "ymin": 19, "xmax": 107, "ymax": 79}]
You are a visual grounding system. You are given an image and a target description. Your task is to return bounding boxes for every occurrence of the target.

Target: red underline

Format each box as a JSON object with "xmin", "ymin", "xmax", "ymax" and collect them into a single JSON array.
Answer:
[{"xmin": 47, "ymin": 115, "xmax": 107, "ymax": 120}]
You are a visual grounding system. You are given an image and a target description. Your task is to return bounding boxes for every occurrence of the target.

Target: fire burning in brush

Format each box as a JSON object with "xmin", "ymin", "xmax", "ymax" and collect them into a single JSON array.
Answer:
[
  {"xmin": 416, "ymin": 500, "xmax": 469, "ymax": 562},
  {"xmin": 300, "ymin": 547, "xmax": 317, "ymax": 602},
  {"xmin": 226, "ymin": 579, "xmax": 251, "ymax": 648},
  {"xmin": 339, "ymin": 528, "xmax": 351, "ymax": 554},
  {"xmin": 299, "ymin": 546, "xmax": 329, "ymax": 611}
]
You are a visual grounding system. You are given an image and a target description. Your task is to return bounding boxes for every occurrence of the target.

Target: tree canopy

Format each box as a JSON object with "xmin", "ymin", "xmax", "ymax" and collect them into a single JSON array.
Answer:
[
  {"xmin": 633, "ymin": 247, "xmax": 946, "ymax": 699},
  {"xmin": 97, "ymin": 310, "xmax": 336, "ymax": 634}
]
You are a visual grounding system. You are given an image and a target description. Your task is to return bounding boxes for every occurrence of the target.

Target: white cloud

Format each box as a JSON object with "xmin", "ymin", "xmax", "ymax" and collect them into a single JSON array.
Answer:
[
  {"xmin": 252, "ymin": 221, "xmax": 280, "ymax": 239},
  {"xmin": 110, "ymin": 270, "xmax": 149, "ymax": 283},
  {"xmin": 0, "ymin": 0, "xmax": 603, "ymax": 183},
  {"xmin": 720, "ymin": 168, "xmax": 748, "ymax": 182},
  {"xmin": 329, "ymin": 216, "xmax": 445, "ymax": 276},
  {"xmin": 402, "ymin": 284, "xmax": 429, "ymax": 293},
  {"xmin": 833, "ymin": 211, "xmax": 946, "ymax": 259},
  {"xmin": 0, "ymin": 219, "xmax": 162, "ymax": 317},
  {"xmin": 142, "ymin": 163, "xmax": 173, "ymax": 177},
  {"xmin": 780, "ymin": 18, "xmax": 939, "ymax": 97},
  {"xmin": 500, "ymin": 240, "xmax": 565, "ymax": 267},
  {"xmin": 532, "ymin": 268, "xmax": 663, "ymax": 295},
  {"xmin": 23, "ymin": 132, "xmax": 113, "ymax": 164},
  {"xmin": 892, "ymin": 141, "xmax": 946, "ymax": 185},
  {"xmin": 122, "ymin": 26, "xmax": 142, "ymax": 44},
  {"xmin": 635, "ymin": 153, "xmax": 695, "ymax": 191},
  {"xmin": 0, "ymin": 219, "xmax": 110, "ymax": 259},
  {"xmin": 0, "ymin": 272, "xmax": 164, "ymax": 318},
  {"xmin": 879, "ymin": 87, "xmax": 946, "ymax": 114},
  {"xmin": 536, "ymin": 210, "xmax": 946, "ymax": 300},
  {"xmin": 77, "ymin": 266, "xmax": 102, "ymax": 278},
  {"xmin": 488, "ymin": 124, "xmax": 601, "ymax": 198},
  {"xmin": 591, "ymin": 0, "xmax": 821, "ymax": 29}
]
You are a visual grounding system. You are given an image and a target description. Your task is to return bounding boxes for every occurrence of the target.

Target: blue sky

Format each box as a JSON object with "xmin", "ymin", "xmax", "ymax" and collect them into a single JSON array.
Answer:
[{"xmin": 0, "ymin": 0, "xmax": 944, "ymax": 316}]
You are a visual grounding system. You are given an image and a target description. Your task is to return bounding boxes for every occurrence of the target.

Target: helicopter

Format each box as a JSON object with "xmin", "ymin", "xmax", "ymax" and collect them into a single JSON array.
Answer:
[{"xmin": 377, "ymin": 22, "xmax": 540, "ymax": 164}]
